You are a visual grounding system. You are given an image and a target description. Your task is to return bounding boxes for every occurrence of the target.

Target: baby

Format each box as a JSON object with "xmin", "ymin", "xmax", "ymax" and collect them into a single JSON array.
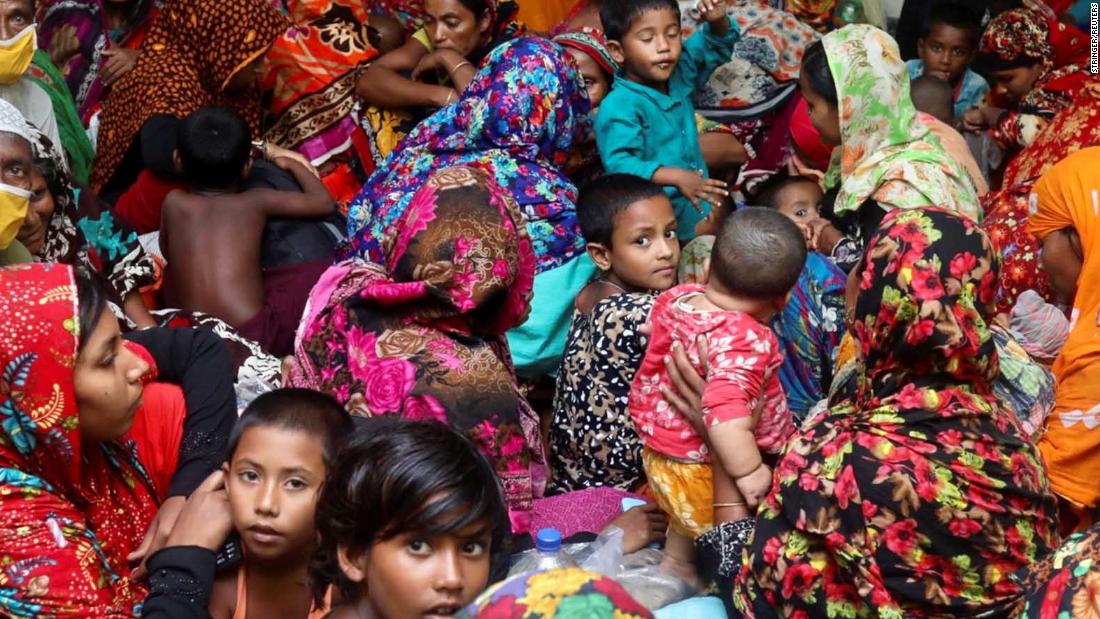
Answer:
[{"xmin": 629, "ymin": 207, "xmax": 805, "ymax": 579}]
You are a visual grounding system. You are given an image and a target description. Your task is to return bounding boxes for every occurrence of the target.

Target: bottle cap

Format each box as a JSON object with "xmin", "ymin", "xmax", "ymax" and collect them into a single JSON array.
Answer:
[{"xmin": 535, "ymin": 528, "xmax": 562, "ymax": 552}]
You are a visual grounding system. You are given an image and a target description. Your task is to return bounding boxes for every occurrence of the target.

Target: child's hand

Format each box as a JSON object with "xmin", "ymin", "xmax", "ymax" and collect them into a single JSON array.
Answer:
[
  {"xmin": 734, "ymin": 463, "xmax": 773, "ymax": 509},
  {"xmin": 960, "ymin": 107, "xmax": 988, "ymax": 132},
  {"xmin": 605, "ymin": 503, "xmax": 668, "ymax": 553},
  {"xmin": 670, "ymin": 168, "xmax": 728, "ymax": 213},
  {"xmin": 697, "ymin": 0, "xmax": 727, "ymax": 24}
]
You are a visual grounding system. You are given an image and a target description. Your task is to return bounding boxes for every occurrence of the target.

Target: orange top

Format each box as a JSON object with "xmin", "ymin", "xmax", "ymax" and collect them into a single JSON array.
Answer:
[{"xmin": 232, "ymin": 565, "xmax": 333, "ymax": 619}]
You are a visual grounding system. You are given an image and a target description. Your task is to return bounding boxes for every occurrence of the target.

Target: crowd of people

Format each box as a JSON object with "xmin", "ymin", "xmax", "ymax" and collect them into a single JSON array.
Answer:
[{"xmin": 1, "ymin": 0, "xmax": 1099, "ymax": 616}]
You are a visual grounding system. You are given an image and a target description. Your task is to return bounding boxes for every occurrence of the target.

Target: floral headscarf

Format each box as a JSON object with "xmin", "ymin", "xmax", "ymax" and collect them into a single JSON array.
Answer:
[
  {"xmin": 291, "ymin": 166, "xmax": 540, "ymax": 531},
  {"xmin": 457, "ymin": 568, "xmax": 653, "ymax": 618},
  {"xmin": 553, "ymin": 27, "xmax": 618, "ymax": 76},
  {"xmin": 980, "ymin": 9, "xmax": 1053, "ymax": 73},
  {"xmin": 734, "ymin": 208, "xmax": 1058, "ymax": 616},
  {"xmin": 346, "ymin": 36, "xmax": 591, "ymax": 274},
  {"xmin": 0, "ymin": 263, "xmax": 160, "ymax": 614},
  {"xmin": 820, "ymin": 25, "xmax": 980, "ymax": 221}
]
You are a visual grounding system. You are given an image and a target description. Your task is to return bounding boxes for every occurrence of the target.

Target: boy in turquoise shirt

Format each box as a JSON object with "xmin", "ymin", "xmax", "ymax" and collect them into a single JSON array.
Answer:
[{"xmin": 596, "ymin": 0, "xmax": 737, "ymax": 240}]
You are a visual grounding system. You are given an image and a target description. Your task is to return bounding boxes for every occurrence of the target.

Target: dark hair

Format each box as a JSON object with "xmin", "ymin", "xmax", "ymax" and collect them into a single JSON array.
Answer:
[
  {"xmin": 801, "ymin": 40, "xmax": 837, "ymax": 106},
  {"xmin": 922, "ymin": 2, "xmax": 982, "ymax": 47},
  {"xmin": 910, "ymin": 74, "xmax": 955, "ymax": 123},
  {"xmin": 177, "ymin": 106, "xmax": 252, "ymax": 190},
  {"xmin": 750, "ymin": 172, "xmax": 821, "ymax": 210},
  {"xmin": 710, "ymin": 207, "xmax": 807, "ymax": 300},
  {"xmin": 310, "ymin": 418, "xmax": 509, "ymax": 604},
  {"xmin": 74, "ymin": 268, "xmax": 108, "ymax": 350},
  {"xmin": 599, "ymin": 0, "xmax": 679, "ymax": 42},
  {"xmin": 456, "ymin": 0, "xmax": 489, "ymax": 17},
  {"xmin": 578, "ymin": 173, "xmax": 667, "ymax": 247},
  {"xmin": 226, "ymin": 388, "xmax": 353, "ymax": 469}
]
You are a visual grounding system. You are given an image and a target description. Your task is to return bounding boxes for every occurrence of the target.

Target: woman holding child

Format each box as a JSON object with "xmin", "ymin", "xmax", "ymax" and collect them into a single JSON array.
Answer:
[{"xmin": 797, "ymin": 24, "xmax": 979, "ymax": 272}]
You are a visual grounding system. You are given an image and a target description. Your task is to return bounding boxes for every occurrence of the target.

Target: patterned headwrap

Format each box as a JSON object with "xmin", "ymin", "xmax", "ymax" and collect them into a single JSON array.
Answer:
[
  {"xmin": 553, "ymin": 27, "xmax": 617, "ymax": 76},
  {"xmin": 979, "ymin": 9, "xmax": 1053, "ymax": 72}
]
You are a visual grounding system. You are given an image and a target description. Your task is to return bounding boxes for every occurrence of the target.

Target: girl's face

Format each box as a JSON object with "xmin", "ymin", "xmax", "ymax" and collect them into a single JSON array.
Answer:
[
  {"xmin": 566, "ymin": 48, "xmax": 610, "ymax": 108},
  {"xmin": 799, "ymin": 72, "xmax": 841, "ymax": 147},
  {"xmin": 1040, "ymin": 228, "xmax": 1083, "ymax": 306},
  {"xmin": 17, "ymin": 168, "xmax": 54, "ymax": 255},
  {"xmin": 423, "ymin": 0, "xmax": 490, "ymax": 60},
  {"xmin": 74, "ymin": 309, "xmax": 149, "ymax": 443},
  {"xmin": 342, "ymin": 520, "xmax": 492, "ymax": 619}
]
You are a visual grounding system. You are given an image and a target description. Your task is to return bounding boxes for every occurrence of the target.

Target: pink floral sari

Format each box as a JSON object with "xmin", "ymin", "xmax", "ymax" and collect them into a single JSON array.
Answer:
[{"xmin": 289, "ymin": 166, "xmax": 542, "ymax": 532}]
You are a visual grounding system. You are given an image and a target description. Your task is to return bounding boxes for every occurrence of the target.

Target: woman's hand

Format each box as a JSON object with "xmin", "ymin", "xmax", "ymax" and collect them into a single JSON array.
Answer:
[
  {"xmin": 128, "ymin": 495, "xmax": 186, "ymax": 580},
  {"xmin": 162, "ymin": 471, "xmax": 234, "ymax": 553},
  {"xmin": 660, "ymin": 337, "xmax": 709, "ymax": 430},
  {"xmin": 48, "ymin": 25, "xmax": 81, "ymax": 70},
  {"xmin": 605, "ymin": 503, "xmax": 668, "ymax": 554},
  {"xmin": 100, "ymin": 47, "xmax": 140, "ymax": 87}
]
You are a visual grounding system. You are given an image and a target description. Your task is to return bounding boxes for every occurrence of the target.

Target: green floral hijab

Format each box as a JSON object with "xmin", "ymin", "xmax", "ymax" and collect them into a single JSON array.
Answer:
[{"xmin": 821, "ymin": 25, "xmax": 980, "ymax": 221}]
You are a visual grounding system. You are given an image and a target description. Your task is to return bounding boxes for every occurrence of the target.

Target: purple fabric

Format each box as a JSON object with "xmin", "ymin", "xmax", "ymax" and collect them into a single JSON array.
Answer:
[{"xmin": 530, "ymin": 487, "xmax": 645, "ymax": 538}]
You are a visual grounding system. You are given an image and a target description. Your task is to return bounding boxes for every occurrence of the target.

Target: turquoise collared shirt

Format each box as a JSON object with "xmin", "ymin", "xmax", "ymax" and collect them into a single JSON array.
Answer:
[{"xmin": 595, "ymin": 17, "xmax": 739, "ymax": 239}]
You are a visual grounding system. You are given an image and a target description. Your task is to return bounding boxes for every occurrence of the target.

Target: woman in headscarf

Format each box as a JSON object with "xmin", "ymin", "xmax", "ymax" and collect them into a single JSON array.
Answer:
[
  {"xmin": 1028, "ymin": 146, "xmax": 1100, "ymax": 532},
  {"xmin": 732, "ymin": 207, "xmax": 1059, "ymax": 617},
  {"xmin": 356, "ymin": 0, "xmax": 524, "ymax": 170},
  {"xmin": 90, "ymin": 0, "xmax": 288, "ymax": 200},
  {"xmin": 961, "ymin": 8, "xmax": 1092, "ymax": 151},
  {"xmin": 0, "ymin": 262, "xmax": 239, "ymax": 615},
  {"xmin": 259, "ymin": 0, "xmax": 379, "ymax": 205},
  {"xmin": 798, "ymin": 24, "xmax": 980, "ymax": 274},
  {"xmin": 980, "ymin": 81, "xmax": 1100, "ymax": 314},
  {"xmin": 38, "ymin": 0, "xmax": 161, "ymax": 123},
  {"xmin": 347, "ymin": 36, "xmax": 591, "ymax": 377},
  {"xmin": 0, "ymin": 98, "xmax": 159, "ymax": 328},
  {"xmin": 290, "ymin": 166, "xmax": 542, "ymax": 533}
]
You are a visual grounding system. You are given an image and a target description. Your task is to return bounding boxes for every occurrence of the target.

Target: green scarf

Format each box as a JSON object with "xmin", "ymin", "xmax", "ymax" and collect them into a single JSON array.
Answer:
[{"xmin": 27, "ymin": 50, "xmax": 95, "ymax": 185}]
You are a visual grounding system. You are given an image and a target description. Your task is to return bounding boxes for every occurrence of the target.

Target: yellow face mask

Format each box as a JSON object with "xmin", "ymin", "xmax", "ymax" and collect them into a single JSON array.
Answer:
[
  {"xmin": 0, "ymin": 27, "xmax": 36, "ymax": 85},
  {"xmin": 0, "ymin": 182, "xmax": 31, "ymax": 250}
]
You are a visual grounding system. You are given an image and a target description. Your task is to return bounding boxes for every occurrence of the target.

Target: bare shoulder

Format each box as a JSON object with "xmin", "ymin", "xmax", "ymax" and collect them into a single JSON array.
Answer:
[{"xmin": 208, "ymin": 569, "xmax": 239, "ymax": 619}]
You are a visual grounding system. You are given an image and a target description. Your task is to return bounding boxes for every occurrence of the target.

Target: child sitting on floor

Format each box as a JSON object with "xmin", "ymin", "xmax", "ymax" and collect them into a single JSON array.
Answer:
[
  {"xmin": 549, "ymin": 173, "xmax": 680, "ymax": 495},
  {"xmin": 906, "ymin": 3, "xmax": 989, "ymax": 119},
  {"xmin": 629, "ymin": 207, "xmax": 804, "ymax": 581},
  {"xmin": 312, "ymin": 418, "xmax": 510, "ymax": 619},
  {"xmin": 161, "ymin": 106, "xmax": 335, "ymax": 357},
  {"xmin": 209, "ymin": 388, "xmax": 353, "ymax": 619},
  {"xmin": 596, "ymin": 0, "xmax": 737, "ymax": 241},
  {"xmin": 752, "ymin": 173, "xmax": 847, "ymax": 425}
]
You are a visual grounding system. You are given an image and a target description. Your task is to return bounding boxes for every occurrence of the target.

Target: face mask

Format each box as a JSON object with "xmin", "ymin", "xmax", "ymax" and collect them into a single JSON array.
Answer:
[
  {"xmin": 0, "ymin": 27, "xmax": 36, "ymax": 85},
  {"xmin": 0, "ymin": 182, "xmax": 31, "ymax": 249}
]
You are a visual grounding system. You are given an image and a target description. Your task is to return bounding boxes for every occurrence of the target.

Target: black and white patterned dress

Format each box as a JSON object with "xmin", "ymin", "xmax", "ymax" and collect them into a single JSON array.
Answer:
[{"xmin": 547, "ymin": 291, "xmax": 654, "ymax": 495}]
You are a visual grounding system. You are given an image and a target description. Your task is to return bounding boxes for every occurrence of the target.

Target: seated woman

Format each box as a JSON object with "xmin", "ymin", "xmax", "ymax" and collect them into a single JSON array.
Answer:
[
  {"xmin": 347, "ymin": 36, "xmax": 591, "ymax": 378},
  {"xmin": 290, "ymin": 166, "xmax": 543, "ymax": 533},
  {"xmin": 89, "ymin": 0, "xmax": 287, "ymax": 205},
  {"xmin": 1029, "ymin": 146, "xmax": 1100, "ymax": 533},
  {"xmin": 0, "ymin": 98, "xmax": 159, "ymax": 328},
  {"xmin": 796, "ymin": 25, "xmax": 978, "ymax": 274},
  {"xmin": 0, "ymin": 262, "xmax": 240, "ymax": 614},
  {"xmin": 962, "ymin": 8, "xmax": 1091, "ymax": 151},
  {"xmin": 732, "ymin": 208, "xmax": 1059, "ymax": 615},
  {"xmin": 356, "ymin": 0, "xmax": 522, "ymax": 169}
]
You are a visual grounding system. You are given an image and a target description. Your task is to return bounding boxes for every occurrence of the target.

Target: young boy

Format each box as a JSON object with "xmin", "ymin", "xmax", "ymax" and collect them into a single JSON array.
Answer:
[
  {"xmin": 910, "ymin": 75, "xmax": 990, "ymax": 195},
  {"xmin": 549, "ymin": 174, "xmax": 680, "ymax": 495},
  {"xmin": 629, "ymin": 207, "xmax": 804, "ymax": 579},
  {"xmin": 906, "ymin": 3, "xmax": 989, "ymax": 119},
  {"xmin": 210, "ymin": 388, "xmax": 353, "ymax": 619},
  {"xmin": 161, "ymin": 107, "xmax": 335, "ymax": 357},
  {"xmin": 752, "ymin": 174, "xmax": 847, "ymax": 425},
  {"xmin": 596, "ymin": 0, "xmax": 737, "ymax": 241}
]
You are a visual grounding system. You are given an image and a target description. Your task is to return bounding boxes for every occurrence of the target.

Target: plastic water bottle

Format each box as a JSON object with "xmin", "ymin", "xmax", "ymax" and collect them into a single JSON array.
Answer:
[{"xmin": 533, "ymin": 528, "xmax": 577, "ymax": 570}]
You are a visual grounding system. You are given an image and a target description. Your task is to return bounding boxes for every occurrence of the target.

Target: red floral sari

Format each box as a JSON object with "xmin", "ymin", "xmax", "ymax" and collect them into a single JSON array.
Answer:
[{"xmin": 0, "ymin": 263, "xmax": 176, "ymax": 616}]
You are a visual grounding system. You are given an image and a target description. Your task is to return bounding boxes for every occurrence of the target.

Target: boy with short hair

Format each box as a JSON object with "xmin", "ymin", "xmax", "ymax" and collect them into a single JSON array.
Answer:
[
  {"xmin": 906, "ymin": 3, "xmax": 989, "ymax": 119},
  {"xmin": 630, "ymin": 207, "xmax": 804, "ymax": 580},
  {"xmin": 549, "ymin": 173, "xmax": 680, "ymax": 495},
  {"xmin": 210, "ymin": 388, "xmax": 354, "ymax": 619},
  {"xmin": 596, "ymin": 0, "xmax": 737, "ymax": 241},
  {"xmin": 161, "ymin": 106, "xmax": 336, "ymax": 357}
]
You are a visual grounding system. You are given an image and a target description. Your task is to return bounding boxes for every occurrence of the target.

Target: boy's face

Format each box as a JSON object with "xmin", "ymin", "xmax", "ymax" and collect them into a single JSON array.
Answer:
[
  {"xmin": 226, "ymin": 425, "xmax": 326, "ymax": 564},
  {"xmin": 773, "ymin": 181, "xmax": 822, "ymax": 227},
  {"xmin": 607, "ymin": 8, "xmax": 682, "ymax": 90},
  {"xmin": 917, "ymin": 23, "xmax": 974, "ymax": 85},
  {"xmin": 588, "ymin": 194, "xmax": 680, "ymax": 292},
  {"xmin": 567, "ymin": 48, "xmax": 611, "ymax": 109},
  {"xmin": 348, "ymin": 518, "xmax": 491, "ymax": 619}
]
